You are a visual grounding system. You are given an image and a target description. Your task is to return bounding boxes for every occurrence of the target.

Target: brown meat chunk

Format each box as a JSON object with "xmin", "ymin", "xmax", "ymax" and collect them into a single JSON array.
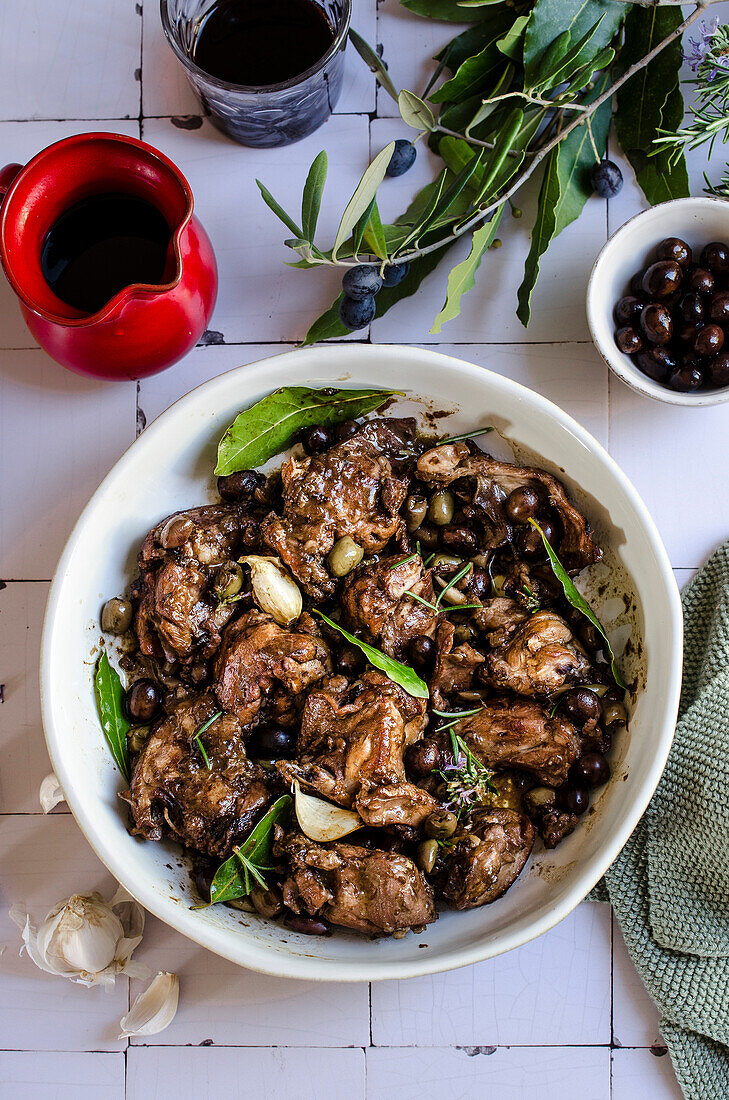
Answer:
[
  {"xmin": 538, "ymin": 808, "xmax": 579, "ymax": 849},
  {"xmin": 277, "ymin": 833, "xmax": 436, "ymax": 935},
  {"xmin": 455, "ymin": 697, "xmax": 580, "ymax": 787},
  {"xmin": 440, "ymin": 808, "xmax": 534, "ymax": 910},
  {"xmin": 354, "ymin": 781, "xmax": 439, "ymax": 830},
  {"xmin": 277, "ymin": 670, "xmax": 428, "ymax": 806},
  {"xmin": 341, "ymin": 553, "xmax": 439, "ymax": 658},
  {"xmin": 124, "ymin": 693, "xmax": 270, "ymax": 859},
  {"xmin": 417, "ymin": 442, "xmax": 601, "ymax": 572},
  {"xmin": 213, "ymin": 610, "xmax": 331, "ymax": 727},
  {"xmin": 135, "ymin": 504, "xmax": 257, "ymax": 663},
  {"xmin": 261, "ymin": 420, "xmax": 414, "ymax": 599},
  {"xmin": 430, "ymin": 621, "xmax": 485, "ymax": 710},
  {"xmin": 483, "ymin": 610, "xmax": 593, "ymax": 697},
  {"xmin": 472, "ymin": 597, "xmax": 529, "ymax": 648}
]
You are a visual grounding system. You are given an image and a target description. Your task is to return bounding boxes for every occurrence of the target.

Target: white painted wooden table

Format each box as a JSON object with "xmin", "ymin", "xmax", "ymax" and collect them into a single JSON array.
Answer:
[{"xmin": 1, "ymin": 2, "xmax": 725, "ymax": 1097}]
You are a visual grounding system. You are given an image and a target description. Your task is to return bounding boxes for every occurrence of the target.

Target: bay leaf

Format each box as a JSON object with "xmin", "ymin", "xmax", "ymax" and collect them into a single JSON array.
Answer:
[
  {"xmin": 523, "ymin": 0, "xmax": 623, "ymax": 87},
  {"xmin": 314, "ymin": 612, "xmax": 429, "ymax": 699},
  {"xmin": 206, "ymin": 796, "xmax": 292, "ymax": 907},
  {"xmin": 94, "ymin": 650, "xmax": 130, "ymax": 782},
  {"xmin": 215, "ymin": 387, "xmax": 399, "ymax": 475}
]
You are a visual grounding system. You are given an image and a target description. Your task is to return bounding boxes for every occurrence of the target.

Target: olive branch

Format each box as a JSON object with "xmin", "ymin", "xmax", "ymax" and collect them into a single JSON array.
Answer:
[{"xmin": 257, "ymin": 0, "xmax": 717, "ymax": 340}]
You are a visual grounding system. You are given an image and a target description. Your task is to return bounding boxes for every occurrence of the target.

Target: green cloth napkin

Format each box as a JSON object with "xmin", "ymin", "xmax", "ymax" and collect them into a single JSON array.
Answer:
[{"xmin": 591, "ymin": 541, "xmax": 729, "ymax": 1100}]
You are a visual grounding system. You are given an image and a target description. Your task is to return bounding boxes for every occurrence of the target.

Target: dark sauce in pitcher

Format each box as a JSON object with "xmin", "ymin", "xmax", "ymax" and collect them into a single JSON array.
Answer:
[
  {"xmin": 41, "ymin": 193, "xmax": 171, "ymax": 314},
  {"xmin": 192, "ymin": 0, "xmax": 335, "ymax": 87}
]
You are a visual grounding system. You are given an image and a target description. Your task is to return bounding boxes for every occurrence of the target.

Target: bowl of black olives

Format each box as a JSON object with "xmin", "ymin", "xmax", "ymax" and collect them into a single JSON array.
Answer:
[{"xmin": 587, "ymin": 197, "xmax": 729, "ymax": 405}]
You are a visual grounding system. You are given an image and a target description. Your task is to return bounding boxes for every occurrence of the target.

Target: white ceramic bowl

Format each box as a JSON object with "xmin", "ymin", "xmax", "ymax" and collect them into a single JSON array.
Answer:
[
  {"xmin": 587, "ymin": 196, "xmax": 729, "ymax": 406},
  {"xmin": 41, "ymin": 344, "xmax": 683, "ymax": 981}
]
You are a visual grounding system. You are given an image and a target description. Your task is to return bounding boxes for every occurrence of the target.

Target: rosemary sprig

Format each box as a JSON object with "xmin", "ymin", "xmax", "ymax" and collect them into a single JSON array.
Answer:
[
  {"xmin": 520, "ymin": 583, "xmax": 541, "ymax": 614},
  {"xmin": 194, "ymin": 710, "xmax": 222, "ymax": 770},
  {"xmin": 438, "ymin": 426, "xmax": 494, "ymax": 446},
  {"xmin": 388, "ymin": 552, "xmax": 419, "ymax": 571},
  {"xmin": 434, "ymin": 731, "xmax": 496, "ymax": 813}
]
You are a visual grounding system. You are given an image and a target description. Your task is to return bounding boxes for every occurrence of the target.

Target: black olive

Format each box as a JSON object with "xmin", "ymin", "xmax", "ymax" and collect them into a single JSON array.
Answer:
[
  {"xmin": 283, "ymin": 914, "xmax": 329, "ymax": 935},
  {"xmin": 559, "ymin": 785, "xmax": 589, "ymax": 815},
  {"xmin": 217, "ymin": 469, "xmax": 265, "ymax": 502},
  {"xmin": 334, "ymin": 418, "xmax": 359, "ymax": 442},
  {"xmin": 251, "ymin": 726, "xmax": 296, "ymax": 758},
  {"xmin": 641, "ymin": 260, "xmax": 682, "ymax": 299},
  {"xmin": 633, "ymin": 348, "xmax": 675, "ymax": 382},
  {"xmin": 677, "ymin": 321, "xmax": 702, "ymax": 345},
  {"xmin": 416, "ymin": 524, "xmax": 439, "ymax": 550},
  {"xmin": 687, "ymin": 266, "xmax": 715, "ymax": 295},
  {"xmin": 695, "ymin": 323, "xmax": 724, "ymax": 357},
  {"xmin": 656, "ymin": 237, "xmax": 692, "ymax": 267},
  {"xmin": 668, "ymin": 365, "xmax": 704, "ymax": 392},
  {"xmin": 710, "ymin": 292, "xmax": 729, "ymax": 325},
  {"xmin": 681, "ymin": 351, "xmax": 703, "ymax": 373},
  {"xmin": 469, "ymin": 568, "xmax": 490, "ymax": 600},
  {"xmin": 572, "ymin": 752, "xmax": 611, "ymax": 788},
  {"xmin": 708, "ymin": 352, "xmax": 729, "ymax": 388},
  {"xmin": 337, "ymin": 647, "xmax": 364, "ymax": 676},
  {"xmin": 125, "ymin": 678, "xmax": 161, "ymax": 723},
  {"xmin": 561, "ymin": 688, "xmax": 601, "ymax": 725},
  {"xmin": 679, "ymin": 292, "xmax": 705, "ymax": 325},
  {"xmin": 515, "ymin": 516, "xmax": 559, "ymax": 559},
  {"xmin": 700, "ymin": 241, "xmax": 729, "ymax": 275},
  {"xmin": 408, "ymin": 635, "xmax": 436, "ymax": 669},
  {"xmin": 440, "ymin": 525, "xmax": 477, "ymax": 555},
  {"xmin": 614, "ymin": 295, "xmax": 644, "ymax": 326},
  {"xmin": 405, "ymin": 739, "xmax": 441, "ymax": 776},
  {"xmin": 299, "ymin": 425, "xmax": 331, "ymax": 454},
  {"xmin": 630, "ymin": 270, "xmax": 647, "ymax": 296},
  {"xmin": 640, "ymin": 303, "xmax": 672, "ymax": 345},
  {"xmin": 615, "ymin": 327, "xmax": 642, "ymax": 354},
  {"xmin": 504, "ymin": 485, "xmax": 541, "ymax": 522}
]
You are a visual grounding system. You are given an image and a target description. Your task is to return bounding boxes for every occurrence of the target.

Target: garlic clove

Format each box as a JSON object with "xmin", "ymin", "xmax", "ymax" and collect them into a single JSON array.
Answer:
[
  {"xmin": 294, "ymin": 781, "xmax": 362, "ymax": 842},
  {"xmin": 118, "ymin": 971, "xmax": 179, "ymax": 1039},
  {"xmin": 39, "ymin": 773, "xmax": 65, "ymax": 813},
  {"xmin": 240, "ymin": 555, "xmax": 302, "ymax": 626},
  {"xmin": 9, "ymin": 887, "xmax": 148, "ymax": 987}
]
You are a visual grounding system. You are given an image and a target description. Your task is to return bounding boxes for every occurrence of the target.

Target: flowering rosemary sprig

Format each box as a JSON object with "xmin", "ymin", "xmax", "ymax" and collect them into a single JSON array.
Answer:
[
  {"xmin": 434, "ymin": 730, "xmax": 496, "ymax": 814},
  {"xmin": 654, "ymin": 18, "xmax": 729, "ymax": 169}
]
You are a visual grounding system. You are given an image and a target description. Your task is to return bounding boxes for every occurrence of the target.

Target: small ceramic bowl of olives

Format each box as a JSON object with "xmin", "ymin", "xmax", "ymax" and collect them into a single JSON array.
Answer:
[{"xmin": 587, "ymin": 197, "xmax": 729, "ymax": 406}]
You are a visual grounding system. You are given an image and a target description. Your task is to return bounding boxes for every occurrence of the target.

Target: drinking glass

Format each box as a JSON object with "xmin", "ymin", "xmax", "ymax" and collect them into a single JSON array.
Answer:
[{"xmin": 160, "ymin": 0, "xmax": 352, "ymax": 148}]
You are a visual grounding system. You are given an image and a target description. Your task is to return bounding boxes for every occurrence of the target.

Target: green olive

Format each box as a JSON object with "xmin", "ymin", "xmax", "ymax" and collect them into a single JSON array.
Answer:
[
  {"xmin": 213, "ymin": 561, "xmax": 244, "ymax": 601},
  {"xmin": 101, "ymin": 597, "xmax": 133, "ymax": 634},
  {"xmin": 404, "ymin": 495, "xmax": 428, "ymax": 533},
  {"xmin": 432, "ymin": 553, "xmax": 462, "ymax": 570},
  {"xmin": 425, "ymin": 809, "xmax": 458, "ymax": 839},
  {"xmin": 602, "ymin": 700, "xmax": 628, "ymax": 727},
  {"xmin": 454, "ymin": 624, "xmax": 476, "ymax": 645},
  {"xmin": 327, "ymin": 536, "xmax": 364, "ymax": 577},
  {"xmin": 525, "ymin": 786, "xmax": 556, "ymax": 812},
  {"xmin": 128, "ymin": 726, "xmax": 150, "ymax": 754},
  {"xmin": 226, "ymin": 897, "xmax": 256, "ymax": 912},
  {"xmin": 250, "ymin": 885, "xmax": 283, "ymax": 919},
  {"xmin": 160, "ymin": 514, "xmax": 194, "ymax": 549},
  {"xmin": 428, "ymin": 490, "xmax": 455, "ymax": 526},
  {"xmin": 416, "ymin": 838, "xmax": 440, "ymax": 874}
]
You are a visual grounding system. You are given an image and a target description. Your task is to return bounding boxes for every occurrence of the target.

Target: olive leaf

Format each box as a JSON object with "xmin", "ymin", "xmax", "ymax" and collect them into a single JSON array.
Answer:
[
  {"xmin": 204, "ymin": 795, "xmax": 293, "ymax": 907},
  {"xmin": 362, "ymin": 201, "xmax": 388, "ymax": 261},
  {"xmin": 429, "ymin": 35, "xmax": 506, "ymax": 105},
  {"xmin": 523, "ymin": 0, "xmax": 624, "ymax": 88},
  {"xmin": 430, "ymin": 206, "xmax": 503, "ymax": 334},
  {"xmin": 528, "ymin": 519, "xmax": 626, "ymax": 689},
  {"xmin": 255, "ymin": 180, "xmax": 304, "ymax": 240},
  {"xmin": 313, "ymin": 612, "xmax": 429, "ymax": 700},
  {"xmin": 348, "ymin": 27, "xmax": 399, "ymax": 102},
  {"xmin": 301, "ymin": 243, "xmax": 455, "ymax": 345},
  {"xmin": 215, "ymin": 387, "xmax": 399, "ymax": 475},
  {"xmin": 94, "ymin": 650, "xmax": 130, "ymax": 782},
  {"xmin": 398, "ymin": 89, "xmax": 436, "ymax": 133},
  {"xmin": 495, "ymin": 14, "xmax": 530, "ymax": 61},
  {"xmin": 614, "ymin": 4, "xmax": 689, "ymax": 205},
  {"xmin": 517, "ymin": 72, "xmax": 611, "ymax": 328},
  {"xmin": 301, "ymin": 151, "xmax": 328, "ymax": 243},
  {"xmin": 332, "ymin": 142, "xmax": 396, "ymax": 260}
]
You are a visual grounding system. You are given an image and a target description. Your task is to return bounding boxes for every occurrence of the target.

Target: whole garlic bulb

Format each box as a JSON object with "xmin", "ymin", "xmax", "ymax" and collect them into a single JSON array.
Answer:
[
  {"xmin": 9, "ymin": 887, "xmax": 148, "ymax": 988},
  {"xmin": 240, "ymin": 555, "xmax": 302, "ymax": 626}
]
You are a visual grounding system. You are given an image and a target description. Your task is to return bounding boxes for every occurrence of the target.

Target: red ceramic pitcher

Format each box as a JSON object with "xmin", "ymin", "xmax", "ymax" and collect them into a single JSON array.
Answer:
[{"xmin": 0, "ymin": 132, "xmax": 217, "ymax": 380}]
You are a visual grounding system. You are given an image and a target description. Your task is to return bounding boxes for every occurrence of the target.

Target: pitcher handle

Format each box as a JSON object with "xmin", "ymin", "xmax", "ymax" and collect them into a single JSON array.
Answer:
[{"xmin": 0, "ymin": 163, "xmax": 22, "ymax": 204}]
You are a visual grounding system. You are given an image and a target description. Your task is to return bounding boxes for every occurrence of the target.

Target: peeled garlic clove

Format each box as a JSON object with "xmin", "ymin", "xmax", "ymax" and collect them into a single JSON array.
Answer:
[
  {"xmin": 294, "ymin": 781, "xmax": 362, "ymax": 842},
  {"xmin": 39, "ymin": 773, "xmax": 65, "ymax": 813},
  {"xmin": 118, "ymin": 971, "xmax": 179, "ymax": 1039},
  {"xmin": 240, "ymin": 555, "xmax": 302, "ymax": 626}
]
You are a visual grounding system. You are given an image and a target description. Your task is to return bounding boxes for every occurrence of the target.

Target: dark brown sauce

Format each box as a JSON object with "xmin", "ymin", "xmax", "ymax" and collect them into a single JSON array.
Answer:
[
  {"xmin": 41, "ymin": 192, "xmax": 171, "ymax": 314},
  {"xmin": 192, "ymin": 0, "xmax": 335, "ymax": 87}
]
